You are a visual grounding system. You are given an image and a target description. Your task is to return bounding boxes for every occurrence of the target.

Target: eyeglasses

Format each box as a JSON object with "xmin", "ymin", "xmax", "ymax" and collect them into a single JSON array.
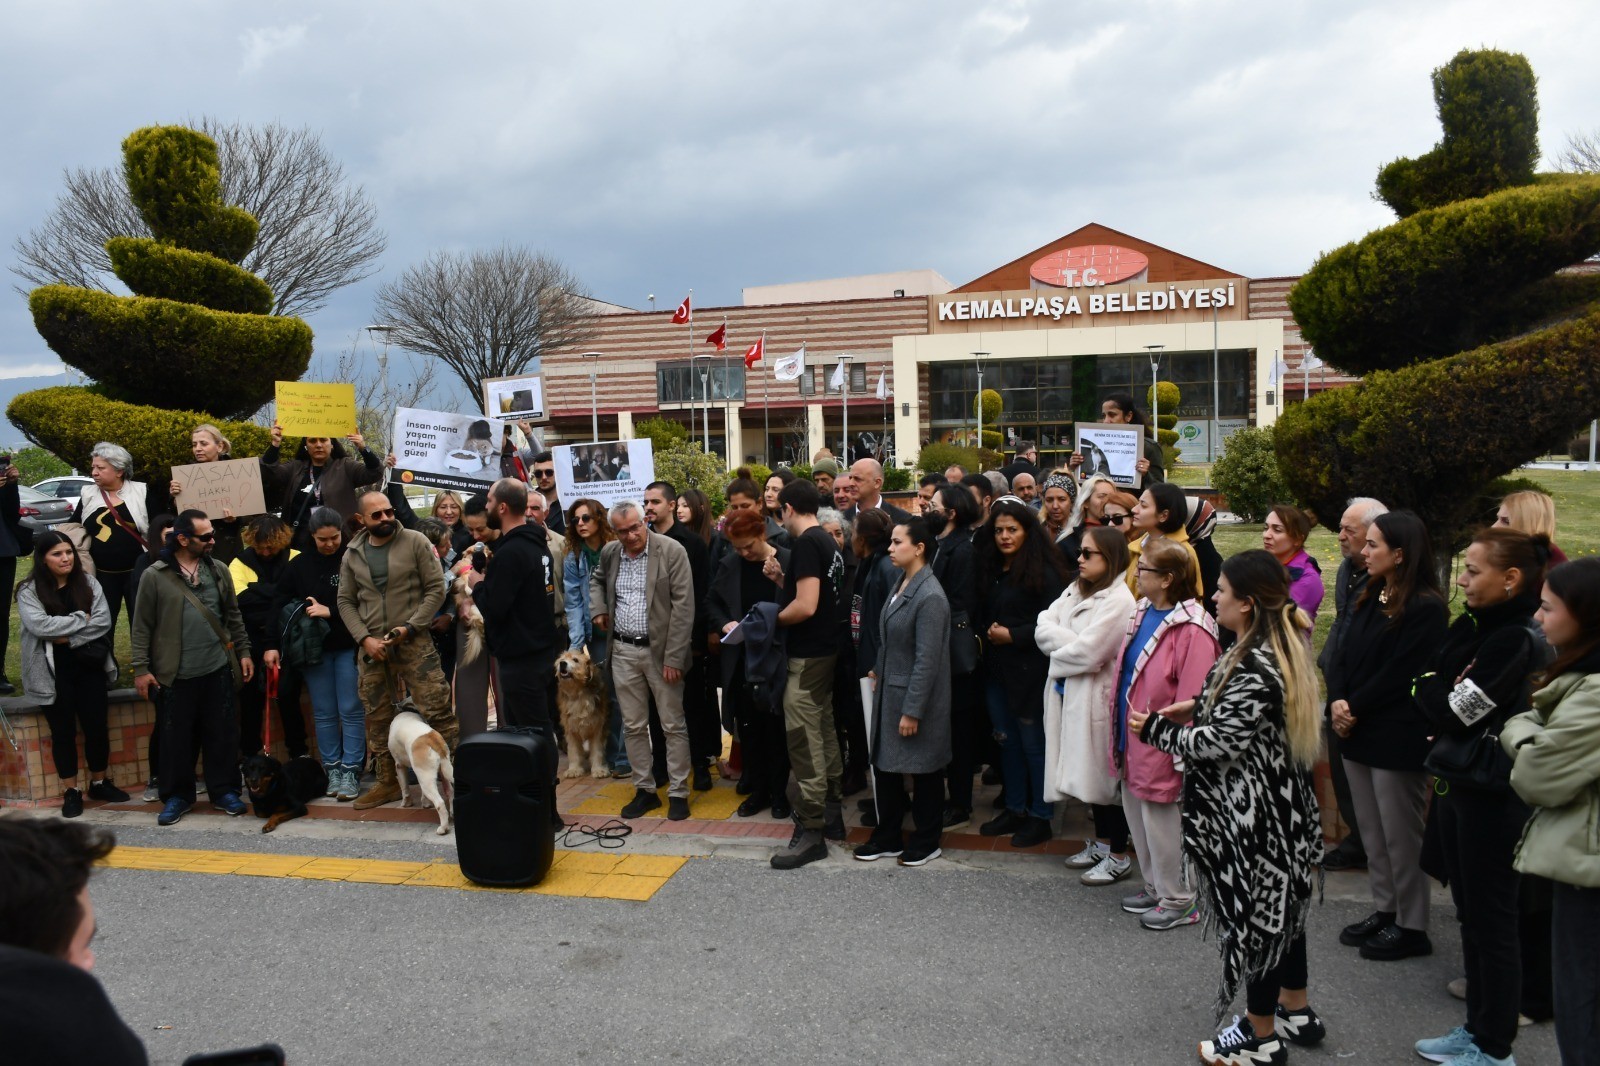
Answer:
[
  {"xmin": 1104, "ymin": 513, "xmax": 1129, "ymax": 526},
  {"xmin": 1136, "ymin": 565, "xmax": 1169, "ymax": 575},
  {"xmin": 1078, "ymin": 548, "xmax": 1101, "ymax": 559},
  {"xmin": 184, "ymin": 532, "xmax": 216, "ymax": 542},
  {"xmin": 574, "ymin": 514, "xmax": 595, "ymax": 524},
  {"xmin": 534, "ymin": 468, "xmax": 555, "ymax": 478},
  {"xmin": 366, "ymin": 508, "xmax": 396, "ymax": 519}
]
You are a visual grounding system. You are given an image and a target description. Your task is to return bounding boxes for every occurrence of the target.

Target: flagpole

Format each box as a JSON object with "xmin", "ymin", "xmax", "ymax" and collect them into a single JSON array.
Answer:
[
  {"xmin": 841, "ymin": 355, "xmax": 851, "ymax": 465},
  {"xmin": 721, "ymin": 317, "xmax": 730, "ymax": 466},
  {"xmin": 761, "ymin": 331, "xmax": 769, "ymax": 467},
  {"xmin": 686, "ymin": 289, "xmax": 695, "ymax": 445}
]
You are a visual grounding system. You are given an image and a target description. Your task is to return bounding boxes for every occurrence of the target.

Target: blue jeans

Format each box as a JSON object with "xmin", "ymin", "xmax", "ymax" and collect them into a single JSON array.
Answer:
[
  {"xmin": 986, "ymin": 675, "xmax": 1052, "ymax": 820},
  {"xmin": 302, "ymin": 649, "xmax": 364, "ymax": 770},
  {"xmin": 588, "ymin": 632, "xmax": 629, "ymax": 772}
]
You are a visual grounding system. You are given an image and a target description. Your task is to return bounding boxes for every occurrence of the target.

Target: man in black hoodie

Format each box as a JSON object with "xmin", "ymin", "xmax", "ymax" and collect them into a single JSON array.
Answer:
[{"xmin": 467, "ymin": 478, "xmax": 561, "ymax": 736}]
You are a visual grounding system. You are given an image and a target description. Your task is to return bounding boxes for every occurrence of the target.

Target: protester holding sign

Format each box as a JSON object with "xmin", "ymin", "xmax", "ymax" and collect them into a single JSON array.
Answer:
[
  {"xmin": 259, "ymin": 424, "xmax": 382, "ymax": 549},
  {"xmin": 169, "ymin": 424, "xmax": 243, "ymax": 562}
]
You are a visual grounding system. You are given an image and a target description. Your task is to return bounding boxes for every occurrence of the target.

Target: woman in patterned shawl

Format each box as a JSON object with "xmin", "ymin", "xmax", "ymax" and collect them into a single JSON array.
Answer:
[{"xmin": 1131, "ymin": 549, "xmax": 1324, "ymax": 1066}]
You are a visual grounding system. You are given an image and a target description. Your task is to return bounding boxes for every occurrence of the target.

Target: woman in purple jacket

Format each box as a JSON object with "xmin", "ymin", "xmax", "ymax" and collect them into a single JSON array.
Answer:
[{"xmin": 1263, "ymin": 504, "xmax": 1324, "ymax": 625}]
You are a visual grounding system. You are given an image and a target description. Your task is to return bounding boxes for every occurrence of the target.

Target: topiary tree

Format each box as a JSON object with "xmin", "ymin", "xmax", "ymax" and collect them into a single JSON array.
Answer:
[
  {"xmin": 1148, "ymin": 380, "xmax": 1181, "ymax": 467},
  {"xmin": 11, "ymin": 126, "xmax": 312, "ymax": 485},
  {"xmin": 1277, "ymin": 49, "xmax": 1600, "ymax": 553},
  {"xmin": 915, "ymin": 442, "xmax": 982, "ymax": 478},
  {"xmin": 1213, "ymin": 426, "xmax": 1291, "ymax": 522}
]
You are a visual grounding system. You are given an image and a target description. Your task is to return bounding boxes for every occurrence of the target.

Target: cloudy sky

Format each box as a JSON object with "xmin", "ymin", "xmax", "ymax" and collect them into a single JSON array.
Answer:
[{"xmin": 3, "ymin": 0, "xmax": 1597, "ymax": 393}]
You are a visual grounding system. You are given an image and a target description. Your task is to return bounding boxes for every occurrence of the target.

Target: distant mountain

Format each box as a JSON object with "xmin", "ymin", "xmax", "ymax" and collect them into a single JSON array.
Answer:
[{"xmin": 0, "ymin": 374, "xmax": 67, "ymax": 448}]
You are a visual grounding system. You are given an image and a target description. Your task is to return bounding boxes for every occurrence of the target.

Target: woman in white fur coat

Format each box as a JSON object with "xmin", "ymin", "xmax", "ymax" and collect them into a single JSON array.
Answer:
[{"xmin": 1037, "ymin": 525, "xmax": 1137, "ymax": 806}]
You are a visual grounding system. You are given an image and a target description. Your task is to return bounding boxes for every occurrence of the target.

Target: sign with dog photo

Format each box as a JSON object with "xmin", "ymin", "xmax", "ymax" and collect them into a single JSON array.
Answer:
[
  {"xmin": 391, "ymin": 406, "xmax": 510, "ymax": 494},
  {"xmin": 552, "ymin": 438, "xmax": 654, "ymax": 512}
]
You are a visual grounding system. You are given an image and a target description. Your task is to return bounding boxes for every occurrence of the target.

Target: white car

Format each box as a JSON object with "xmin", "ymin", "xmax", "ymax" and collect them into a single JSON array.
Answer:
[{"xmin": 30, "ymin": 475, "xmax": 94, "ymax": 501}]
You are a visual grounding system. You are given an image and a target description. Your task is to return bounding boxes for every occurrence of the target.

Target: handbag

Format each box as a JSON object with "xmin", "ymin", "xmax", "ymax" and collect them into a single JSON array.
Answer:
[
  {"xmin": 277, "ymin": 599, "xmax": 330, "ymax": 669},
  {"xmin": 1424, "ymin": 728, "xmax": 1514, "ymax": 791},
  {"xmin": 949, "ymin": 609, "xmax": 979, "ymax": 676},
  {"xmin": 55, "ymin": 522, "xmax": 97, "ymax": 577},
  {"xmin": 71, "ymin": 634, "xmax": 114, "ymax": 668}
]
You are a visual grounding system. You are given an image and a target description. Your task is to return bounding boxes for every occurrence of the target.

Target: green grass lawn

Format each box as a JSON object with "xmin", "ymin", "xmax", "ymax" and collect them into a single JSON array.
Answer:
[{"xmin": 6, "ymin": 471, "xmax": 1597, "ymax": 697}]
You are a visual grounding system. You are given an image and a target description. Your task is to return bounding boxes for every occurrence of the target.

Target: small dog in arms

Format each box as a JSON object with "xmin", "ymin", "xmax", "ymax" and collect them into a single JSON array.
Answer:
[
  {"xmin": 388, "ymin": 709, "xmax": 455, "ymax": 835},
  {"xmin": 555, "ymin": 646, "xmax": 611, "ymax": 779}
]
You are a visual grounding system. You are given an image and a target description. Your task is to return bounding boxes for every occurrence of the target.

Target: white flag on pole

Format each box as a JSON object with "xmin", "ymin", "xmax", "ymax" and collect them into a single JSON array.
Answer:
[
  {"xmin": 774, "ymin": 346, "xmax": 805, "ymax": 382},
  {"xmin": 875, "ymin": 369, "xmax": 888, "ymax": 400},
  {"xmin": 829, "ymin": 358, "xmax": 847, "ymax": 392},
  {"xmin": 1301, "ymin": 348, "xmax": 1324, "ymax": 371},
  {"xmin": 1268, "ymin": 358, "xmax": 1290, "ymax": 385}
]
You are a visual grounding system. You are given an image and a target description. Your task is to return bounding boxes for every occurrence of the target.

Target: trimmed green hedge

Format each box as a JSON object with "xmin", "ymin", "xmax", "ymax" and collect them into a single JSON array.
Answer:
[
  {"xmin": 1276, "ymin": 302, "xmax": 1600, "ymax": 541},
  {"xmin": 29, "ymin": 286, "xmax": 311, "ymax": 417},
  {"xmin": 1288, "ymin": 174, "xmax": 1600, "ymax": 375},
  {"xmin": 106, "ymin": 237, "xmax": 274, "ymax": 314},
  {"xmin": 122, "ymin": 126, "xmax": 257, "ymax": 262},
  {"xmin": 1212, "ymin": 426, "xmax": 1291, "ymax": 522},
  {"xmin": 915, "ymin": 442, "xmax": 982, "ymax": 477},
  {"xmin": 6, "ymin": 386, "xmax": 275, "ymax": 488},
  {"xmin": 1376, "ymin": 50, "xmax": 1539, "ymax": 218}
]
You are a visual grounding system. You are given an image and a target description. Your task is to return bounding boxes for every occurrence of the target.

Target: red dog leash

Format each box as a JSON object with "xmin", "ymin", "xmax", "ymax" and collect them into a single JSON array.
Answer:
[{"xmin": 262, "ymin": 662, "xmax": 279, "ymax": 752}]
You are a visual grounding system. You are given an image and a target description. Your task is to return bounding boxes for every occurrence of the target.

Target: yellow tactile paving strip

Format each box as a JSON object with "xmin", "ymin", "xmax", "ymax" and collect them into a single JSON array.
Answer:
[
  {"xmin": 99, "ymin": 846, "xmax": 687, "ymax": 900},
  {"xmin": 570, "ymin": 780, "xmax": 745, "ymax": 819}
]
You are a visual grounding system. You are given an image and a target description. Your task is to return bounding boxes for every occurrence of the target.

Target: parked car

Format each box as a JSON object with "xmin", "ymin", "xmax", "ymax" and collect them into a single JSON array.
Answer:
[
  {"xmin": 18, "ymin": 484, "xmax": 74, "ymax": 534},
  {"xmin": 30, "ymin": 475, "xmax": 94, "ymax": 501}
]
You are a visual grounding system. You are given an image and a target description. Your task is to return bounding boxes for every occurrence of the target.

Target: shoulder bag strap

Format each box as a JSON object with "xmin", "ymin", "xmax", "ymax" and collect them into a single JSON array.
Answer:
[
  {"xmin": 101, "ymin": 489, "xmax": 147, "ymax": 549},
  {"xmin": 159, "ymin": 567, "xmax": 243, "ymax": 687}
]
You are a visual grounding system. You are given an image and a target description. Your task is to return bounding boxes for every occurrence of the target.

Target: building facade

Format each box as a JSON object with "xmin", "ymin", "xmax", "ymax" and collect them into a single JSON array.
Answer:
[{"xmin": 543, "ymin": 224, "xmax": 1350, "ymax": 467}]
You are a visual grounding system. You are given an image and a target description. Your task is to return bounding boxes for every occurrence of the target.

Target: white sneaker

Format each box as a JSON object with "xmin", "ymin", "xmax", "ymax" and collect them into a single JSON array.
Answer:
[
  {"xmin": 1080, "ymin": 853, "xmax": 1133, "ymax": 886},
  {"xmin": 1063, "ymin": 840, "xmax": 1110, "ymax": 869}
]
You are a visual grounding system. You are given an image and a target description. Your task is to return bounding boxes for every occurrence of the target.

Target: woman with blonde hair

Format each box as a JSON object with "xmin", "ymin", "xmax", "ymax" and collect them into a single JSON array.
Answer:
[
  {"xmin": 1497, "ymin": 489, "xmax": 1569, "ymax": 566},
  {"xmin": 170, "ymin": 423, "xmax": 241, "ymax": 562},
  {"xmin": 1131, "ymin": 548, "xmax": 1326, "ymax": 1063}
]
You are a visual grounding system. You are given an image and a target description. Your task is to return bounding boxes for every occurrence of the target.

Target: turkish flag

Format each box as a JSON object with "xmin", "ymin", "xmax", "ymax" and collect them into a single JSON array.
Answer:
[
  {"xmin": 743, "ymin": 335, "xmax": 764, "ymax": 369},
  {"xmin": 705, "ymin": 323, "xmax": 727, "ymax": 351},
  {"xmin": 671, "ymin": 294, "xmax": 691, "ymax": 324}
]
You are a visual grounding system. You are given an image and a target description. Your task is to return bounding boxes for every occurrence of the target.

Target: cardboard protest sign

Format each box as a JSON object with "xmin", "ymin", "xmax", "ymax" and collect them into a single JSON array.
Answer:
[
  {"xmin": 483, "ymin": 364, "xmax": 545, "ymax": 421},
  {"xmin": 276, "ymin": 382, "xmax": 357, "ymax": 437},
  {"xmin": 1074, "ymin": 422, "xmax": 1145, "ymax": 488},
  {"xmin": 391, "ymin": 407, "xmax": 509, "ymax": 493},
  {"xmin": 171, "ymin": 458, "xmax": 268, "ymax": 519},
  {"xmin": 553, "ymin": 439, "xmax": 654, "ymax": 512}
]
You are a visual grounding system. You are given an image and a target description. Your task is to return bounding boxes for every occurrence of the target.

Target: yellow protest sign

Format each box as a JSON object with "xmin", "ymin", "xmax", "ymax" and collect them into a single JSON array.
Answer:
[{"xmin": 276, "ymin": 382, "xmax": 357, "ymax": 437}]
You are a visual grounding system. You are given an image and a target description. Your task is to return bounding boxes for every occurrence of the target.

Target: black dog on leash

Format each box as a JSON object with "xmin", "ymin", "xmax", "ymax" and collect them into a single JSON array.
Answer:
[{"xmin": 242, "ymin": 754, "xmax": 328, "ymax": 833}]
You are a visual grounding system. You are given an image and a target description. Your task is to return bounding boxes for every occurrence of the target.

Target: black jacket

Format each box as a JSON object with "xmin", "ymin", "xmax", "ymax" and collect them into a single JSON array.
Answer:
[
  {"xmin": 974, "ymin": 564, "xmax": 1066, "ymax": 715},
  {"xmin": 662, "ymin": 519, "xmax": 710, "ymax": 640},
  {"xmin": 1324, "ymin": 584, "xmax": 1449, "ymax": 770},
  {"xmin": 843, "ymin": 499, "xmax": 914, "ymax": 526},
  {"xmin": 269, "ymin": 547, "xmax": 356, "ymax": 652},
  {"xmin": 229, "ymin": 546, "xmax": 296, "ymax": 648},
  {"xmin": 0, "ymin": 944, "xmax": 148, "ymax": 1065},
  {"xmin": 0, "ymin": 479, "xmax": 34, "ymax": 559},
  {"xmin": 472, "ymin": 522, "xmax": 559, "ymax": 661},
  {"xmin": 707, "ymin": 543, "xmax": 791, "ymax": 688},
  {"xmin": 852, "ymin": 549, "xmax": 897, "ymax": 679},
  {"xmin": 1414, "ymin": 590, "xmax": 1549, "ymax": 744}
]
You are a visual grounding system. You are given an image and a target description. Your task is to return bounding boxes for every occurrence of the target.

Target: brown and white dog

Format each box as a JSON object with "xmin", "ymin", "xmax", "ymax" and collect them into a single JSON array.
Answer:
[
  {"xmin": 555, "ymin": 647, "xmax": 611, "ymax": 779},
  {"xmin": 449, "ymin": 547, "xmax": 489, "ymax": 667},
  {"xmin": 388, "ymin": 710, "xmax": 455, "ymax": 835}
]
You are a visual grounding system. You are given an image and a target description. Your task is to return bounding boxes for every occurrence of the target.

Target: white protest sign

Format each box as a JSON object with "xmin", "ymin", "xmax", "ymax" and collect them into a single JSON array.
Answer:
[
  {"xmin": 552, "ymin": 439, "xmax": 654, "ymax": 513},
  {"xmin": 392, "ymin": 407, "xmax": 509, "ymax": 494},
  {"xmin": 171, "ymin": 458, "xmax": 268, "ymax": 519},
  {"xmin": 1074, "ymin": 422, "xmax": 1145, "ymax": 488}
]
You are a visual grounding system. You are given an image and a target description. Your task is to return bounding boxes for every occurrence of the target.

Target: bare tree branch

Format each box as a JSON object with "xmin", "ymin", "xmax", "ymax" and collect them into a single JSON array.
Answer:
[
  {"xmin": 10, "ymin": 117, "xmax": 386, "ymax": 317},
  {"xmin": 373, "ymin": 246, "xmax": 597, "ymax": 400},
  {"xmin": 1556, "ymin": 127, "xmax": 1600, "ymax": 173},
  {"xmin": 334, "ymin": 340, "xmax": 442, "ymax": 455}
]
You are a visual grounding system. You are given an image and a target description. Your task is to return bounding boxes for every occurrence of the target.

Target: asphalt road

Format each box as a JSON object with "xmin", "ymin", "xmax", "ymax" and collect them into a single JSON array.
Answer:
[{"xmin": 76, "ymin": 817, "xmax": 1562, "ymax": 1066}]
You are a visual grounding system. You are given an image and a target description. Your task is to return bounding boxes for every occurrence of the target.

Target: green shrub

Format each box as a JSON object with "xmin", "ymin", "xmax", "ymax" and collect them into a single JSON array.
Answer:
[
  {"xmin": 1147, "ymin": 380, "xmax": 1181, "ymax": 414},
  {"xmin": 106, "ymin": 237, "xmax": 273, "ymax": 314},
  {"xmin": 651, "ymin": 441, "xmax": 727, "ymax": 517},
  {"xmin": 634, "ymin": 416, "xmax": 689, "ymax": 451},
  {"xmin": 883, "ymin": 465, "xmax": 912, "ymax": 492},
  {"xmin": 29, "ymin": 286, "xmax": 312, "ymax": 417},
  {"xmin": 1212, "ymin": 426, "xmax": 1292, "ymax": 522},
  {"xmin": 1276, "ymin": 302, "xmax": 1600, "ymax": 543},
  {"xmin": 743, "ymin": 462, "xmax": 773, "ymax": 486},
  {"xmin": 1288, "ymin": 174, "xmax": 1600, "ymax": 374},
  {"xmin": 915, "ymin": 442, "xmax": 982, "ymax": 477},
  {"xmin": 7, "ymin": 387, "xmax": 274, "ymax": 487},
  {"xmin": 12, "ymin": 446, "xmax": 72, "ymax": 484},
  {"xmin": 974, "ymin": 388, "xmax": 1002, "ymax": 424},
  {"xmin": 1376, "ymin": 50, "xmax": 1539, "ymax": 218},
  {"xmin": 122, "ymin": 126, "xmax": 257, "ymax": 261}
]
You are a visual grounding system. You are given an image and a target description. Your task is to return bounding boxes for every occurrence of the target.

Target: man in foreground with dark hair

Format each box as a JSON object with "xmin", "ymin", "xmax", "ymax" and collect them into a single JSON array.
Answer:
[{"xmin": 0, "ymin": 816, "xmax": 147, "ymax": 1064}]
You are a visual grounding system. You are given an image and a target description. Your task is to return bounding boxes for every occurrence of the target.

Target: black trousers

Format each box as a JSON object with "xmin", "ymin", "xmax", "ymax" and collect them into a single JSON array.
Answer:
[
  {"xmin": 1324, "ymin": 719, "xmax": 1364, "ymax": 855},
  {"xmin": 237, "ymin": 663, "xmax": 307, "ymax": 758},
  {"xmin": 730, "ymin": 672, "xmax": 789, "ymax": 800},
  {"xmin": 1246, "ymin": 934, "xmax": 1309, "ymax": 1015},
  {"xmin": 0, "ymin": 556, "xmax": 15, "ymax": 675},
  {"xmin": 1092, "ymin": 803, "xmax": 1131, "ymax": 853},
  {"xmin": 94, "ymin": 569, "xmax": 138, "ymax": 633},
  {"xmin": 944, "ymin": 670, "xmax": 982, "ymax": 812},
  {"xmin": 1552, "ymin": 882, "xmax": 1600, "ymax": 1066},
  {"xmin": 1520, "ymin": 877, "xmax": 1555, "ymax": 1020},
  {"xmin": 495, "ymin": 654, "xmax": 561, "ymax": 823},
  {"xmin": 158, "ymin": 668, "xmax": 241, "ymax": 804},
  {"xmin": 683, "ymin": 654, "xmax": 720, "ymax": 767},
  {"xmin": 42, "ymin": 658, "xmax": 110, "ymax": 779},
  {"xmin": 1437, "ymin": 784, "xmax": 1529, "ymax": 1060},
  {"xmin": 870, "ymin": 768, "xmax": 943, "ymax": 854}
]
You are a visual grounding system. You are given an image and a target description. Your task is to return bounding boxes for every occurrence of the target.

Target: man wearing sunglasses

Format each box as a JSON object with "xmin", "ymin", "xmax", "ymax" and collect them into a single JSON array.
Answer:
[
  {"xmin": 526, "ymin": 450, "xmax": 565, "ymax": 535},
  {"xmin": 338, "ymin": 491, "xmax": 457, "ymax": 809},
  {"xmin": 132, "ymin": 510, "xmax": 255, "ymax": 826}
]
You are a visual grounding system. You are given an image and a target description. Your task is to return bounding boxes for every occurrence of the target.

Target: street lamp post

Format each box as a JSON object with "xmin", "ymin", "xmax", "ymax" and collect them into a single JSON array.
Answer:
[
  {"xmin": 579, "ymin": 351, "xmax": 602, "ymax": 441},
  {"xmin": 693, "ymin": 353, "xmax": 713, "ymax": 452},
  {"xmin": 1144, "ymin": 343, "xmax": 1165, "ymax": 447},
  {"xmin": 971, "ymin": 350, "xmax": 989, "ymax": 465},
  {"xmin": 839, "ymin": 354, "xmax": 854, "ymax": 462},
  {"xmin": 364, "ymin": 325, "xmax": 395, "ymax": 480}
]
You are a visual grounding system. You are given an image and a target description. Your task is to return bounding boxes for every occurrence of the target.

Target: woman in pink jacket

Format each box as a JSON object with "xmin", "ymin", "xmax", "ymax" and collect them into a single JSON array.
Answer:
[
  {"xmin": 1263, "ymin": 504, "xmax": 1324, "ymax": 624},
  {"xmin": 1113, "ymin": 537, "xmax": 1220, "ymax": 930}
]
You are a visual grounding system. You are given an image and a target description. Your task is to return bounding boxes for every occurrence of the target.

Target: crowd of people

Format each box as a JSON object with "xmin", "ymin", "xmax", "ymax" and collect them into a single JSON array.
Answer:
[{"xmin": 6, "ymin": 401, "xmax": 1600, "ymax": 1065}]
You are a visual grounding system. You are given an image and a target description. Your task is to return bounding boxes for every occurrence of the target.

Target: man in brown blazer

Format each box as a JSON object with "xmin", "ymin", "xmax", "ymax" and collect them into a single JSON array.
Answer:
[{"xmin": 589, "ymin": 501, "xmax": 696, "ymax": 820}]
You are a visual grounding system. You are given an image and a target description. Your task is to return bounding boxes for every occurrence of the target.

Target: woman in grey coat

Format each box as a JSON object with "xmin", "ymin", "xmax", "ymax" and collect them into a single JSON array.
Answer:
[{"xmin": 855, "ymin": 517, "xmax": 952, "ymax": 867}]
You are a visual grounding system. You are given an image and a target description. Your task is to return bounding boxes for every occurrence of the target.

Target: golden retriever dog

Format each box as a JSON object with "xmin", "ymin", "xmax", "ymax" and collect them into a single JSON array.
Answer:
[
  {"xmin": 388, "ymin": 710, "xmax": 455, "ymax": 835},
  {"xmin": 555, "ymin": 647, "xmax": 611, "ymax": 779}
]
